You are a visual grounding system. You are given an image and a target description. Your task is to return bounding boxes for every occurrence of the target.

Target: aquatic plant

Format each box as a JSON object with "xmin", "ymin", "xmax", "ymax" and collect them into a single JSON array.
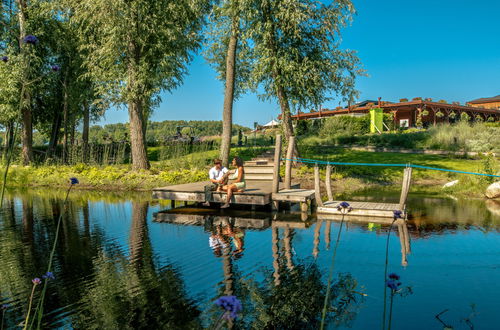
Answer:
[
  {"xmin": 320, "ymin": 202, "xmax": 352, "ymax": 329},
  {"xmin": 1, "ymin": 56, "xmax": 7, "ymax": 63},
  {"xmin": 23, "ymin": 278, "xmax": 42, "ymax": 330},
  {"xmin": 30, "ymin": 178, "xmax": 78, "ymax": 329}
]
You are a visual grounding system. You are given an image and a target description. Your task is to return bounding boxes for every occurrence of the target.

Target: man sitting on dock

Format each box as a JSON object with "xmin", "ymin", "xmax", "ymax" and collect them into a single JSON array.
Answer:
[{"xmin": 202, "ymin": 159, "xmax": 228, "ymax": 206}]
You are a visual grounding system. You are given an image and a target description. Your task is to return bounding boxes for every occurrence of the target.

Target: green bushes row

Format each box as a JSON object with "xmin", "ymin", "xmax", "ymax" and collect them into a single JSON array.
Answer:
[{"xmin": 300, "ymin": 121, "xmax": 500, "ymax": 153}]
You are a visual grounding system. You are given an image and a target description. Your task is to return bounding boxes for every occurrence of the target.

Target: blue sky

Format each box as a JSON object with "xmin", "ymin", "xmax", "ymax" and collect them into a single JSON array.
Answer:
[{"xmin": 99, "ymin": 0, "xmax": 500, "ymax": 128}]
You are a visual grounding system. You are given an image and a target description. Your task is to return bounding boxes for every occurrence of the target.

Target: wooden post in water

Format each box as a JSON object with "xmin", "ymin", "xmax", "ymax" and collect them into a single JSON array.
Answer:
[
  {"xmin": 272, "ymin": 135, "xmax": 282, "ymax": 210},
  {"xmin": 399, "ymin": 166, "xmax": 412, "ymax": 210},
  {"xmin": 284, "ymin": 136, "xmax": 295, "ymax": 189},
  {"xmin": 314, "ymin": 164, "xmax": 324, "ymax": 207},
  {"xmin": 325, "ymin": 164, "xmax": 333, "ymax": 201}
]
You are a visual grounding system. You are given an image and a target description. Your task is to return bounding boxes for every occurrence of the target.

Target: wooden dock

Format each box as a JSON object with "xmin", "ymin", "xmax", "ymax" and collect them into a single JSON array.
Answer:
[
  {"xmin": 152, "ymin": 180, "xmax": 300, "ymax": 206},
  {"xmin": 317, "ymin": 201, "xmax": 402, "ymax": 218}
]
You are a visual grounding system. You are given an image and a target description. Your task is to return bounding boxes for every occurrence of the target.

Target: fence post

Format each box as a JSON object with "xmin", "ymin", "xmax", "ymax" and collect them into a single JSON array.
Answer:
[
  {"xmin": 272, "ymin": 135, "xmax": 282, "ymax": 210},
  {"xmin": 284, "ymin": 136, "xmax": 295, "ymax": 189},
  {"xmin": 325, "ymin": 164, "xmax": 333, "ymax": 201},
  {"xmin": 399, "ymin": 166, "xmax": 412, "ymax": 209},
  {"xmin": 314, "ymin": 164, "xmax": 324, "ymax": 207}
]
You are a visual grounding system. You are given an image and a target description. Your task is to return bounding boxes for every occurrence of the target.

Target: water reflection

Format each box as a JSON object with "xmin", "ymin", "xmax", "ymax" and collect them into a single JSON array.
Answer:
[{"xmin": 0, "ymin": 189, "xmax": 499, "ymax": 329}]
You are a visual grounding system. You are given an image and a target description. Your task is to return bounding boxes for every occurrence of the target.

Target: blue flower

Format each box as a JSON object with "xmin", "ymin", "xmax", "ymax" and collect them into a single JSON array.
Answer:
[
  {"xmin": 388, "ymin": 273, "xmax": 400, "ymax": 280},
  {"xmin": 339, "ymin": 201, "xmax": 350, "ymax": 209},
  {"xmin": 23, "ymin": 35, "xmax": 39, "ymax": 45},
  {"xmin": 51, "ymin": 65, "xmax": 60, "ymax": 72},
  {"xmin": 1, "ymin": 304, "xmax": 8, "ymax": 310},
  {"xmin": 69, "ymin": 177, "xmax": 79, "ymax": 185},
  {"xmin": 32, "ymin": 277, "xmax": 42, "ymax": 285},
  {"xmin": 386, "ymin": 279, "xmax": 399, "ymax": 291},
  {"xmin": 214, "ymin": 295, "xmax": 242, "ymax": 320},
  {"xmin": 1, "ymin": 56, "xmax": 8, "ymax": 63},
  {"xmin": 42, "ymin": 272, "xmax": 55, "ymax": 280},
  {"xmin": 393, "ymin": 210, "xmax": 402, "ymax": 220}
]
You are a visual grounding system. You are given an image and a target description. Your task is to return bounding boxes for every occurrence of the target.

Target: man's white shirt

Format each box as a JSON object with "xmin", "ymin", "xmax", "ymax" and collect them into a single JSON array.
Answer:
[{"xmin": 209, "ymin": 166, "xmax": 228, "ymax": 181}]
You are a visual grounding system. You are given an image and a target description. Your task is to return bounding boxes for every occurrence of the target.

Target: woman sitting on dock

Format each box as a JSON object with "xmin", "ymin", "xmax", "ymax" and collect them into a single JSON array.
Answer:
[{"xmin": 220, "ymin": 157, "xmax": 246, "ymax": 209}]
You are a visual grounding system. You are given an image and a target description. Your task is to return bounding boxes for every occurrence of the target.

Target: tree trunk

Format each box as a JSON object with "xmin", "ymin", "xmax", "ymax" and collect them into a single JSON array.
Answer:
[
  {"xmin": 62, "ymin": 78, "xmax": 69, "ymax": 163},
  {"xmin": 219, "ymin": 6, "xmax": 239, "ymax": 167},
  {"xmin": 128, "ymin": 100, "xmax": 150, "ymax": 170},
  {"xmin": 21, "ymin": 97, "xmax": 33, "ymax": 165},
  {"xmin": 82, "ymin": 101, "xmax": 90, "ymax": 162},
  {"xmin": 47, "ymin": 109, "xmax": 62, "ymax": 158},
  {"xmin": 17, "ymin": 0, "xmax": 32, "ymax": 165}
]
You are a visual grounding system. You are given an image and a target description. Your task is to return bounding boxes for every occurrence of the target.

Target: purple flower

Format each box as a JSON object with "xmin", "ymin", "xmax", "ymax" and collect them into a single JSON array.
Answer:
[
  {"xmin": 51, "ymin": 65, "xmax": 60, "ymax": 72},
  {"xmin": 1, "ymin": 56, "xmax": 8, "ymax": 63},
  {"xmin": 388, "ymin": 273, "xmax": 400, "ymax": 280},
  {"xmin": 42, "ymin": 272, "xmax": 55, "ymax": 280},
  {"xmin": 32, "ymin": 278, "xmax": 42, "ymax": 285},
  {"xmin": 23, "ymin": 35, "xmax": 39, "ymax": 45},
  {"xmin": 69, "ymin": 177, "xmax": 79, "ymax": 185},
  {"xmin": 393, "ymin": 210, "xmax": 402, "ymax": 220},
  {"xmin": 339, "ymin": 202, "xmax": 350, "ymax": 209},
  {"xmin": 214, "ymin": 295, "xmax": 242, "ymax": 320},
  {"xmin": 386, "ymin": 280, "xmax": 399, "ymax": 291},
  {"xmin": 1, "ymin": 304, "xmax": 8, "ymax": 310}
]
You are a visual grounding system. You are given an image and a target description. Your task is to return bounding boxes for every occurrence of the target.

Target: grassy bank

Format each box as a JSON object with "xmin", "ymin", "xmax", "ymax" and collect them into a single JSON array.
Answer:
[
  {"xmin": 296, "ymin": 147, "xmax": 499, "ymax": 198},
  {"xmin": 1, "ymin": 147, "xmax": 269, "ymax": 190}
]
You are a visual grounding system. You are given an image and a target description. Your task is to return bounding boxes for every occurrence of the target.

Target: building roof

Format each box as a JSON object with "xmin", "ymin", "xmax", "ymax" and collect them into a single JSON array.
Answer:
[
  {"xmin": 263, "ymin": 119, "xmax": 279, "ymax": 127},
  {"xmin": 468, "ymin": 95, "xmax": 500, "ymax": 104}
]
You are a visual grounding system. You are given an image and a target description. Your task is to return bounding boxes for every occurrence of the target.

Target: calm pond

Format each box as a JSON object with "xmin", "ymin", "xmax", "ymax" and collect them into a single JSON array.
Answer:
[{"xmin": 1, "ymin": 188, "xmax": 499, "ymax": 329}]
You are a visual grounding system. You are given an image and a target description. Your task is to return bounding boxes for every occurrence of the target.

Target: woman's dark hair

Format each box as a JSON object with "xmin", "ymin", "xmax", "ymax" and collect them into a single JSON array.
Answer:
[{"xmin": 233, "ymin": 157, "xmax": 244, "ymax": 167}]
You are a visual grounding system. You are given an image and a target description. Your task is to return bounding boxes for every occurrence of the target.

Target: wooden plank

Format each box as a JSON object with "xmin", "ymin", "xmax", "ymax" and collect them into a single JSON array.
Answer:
[
  {"xmin": 272, "ymin": 134, "xmax": 282, "ymax": 194},
  {"xmin": 284, "ymin": 136, "xmax": 295, "ymax": 189},
  {"xmin": 317, "ymin": 200, "xmax": 403, "ymax": 218},
  {"xmin": 325, "ymin": 165, "xmax": 333, "ymax": 201},
  {"xmin": 314, "ymin": 164, "xmax": 324, "ymax": 207},
  {"xmin": 272, "ymin": 189, "xmax": 315, "ymax": 202}
]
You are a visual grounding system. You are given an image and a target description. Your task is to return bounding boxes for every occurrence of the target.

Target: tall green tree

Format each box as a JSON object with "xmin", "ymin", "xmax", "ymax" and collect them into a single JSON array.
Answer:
[
  {"xmin": 73, "ymin": 0, "xmax": 206, "ymax": 170},
  {"xmin": 205, "ymin": 0, "xmax": 252, "ymax": 167},
  {"xmin": 248, "ymin": 0, "xmax": 363, "ymax": 148}
]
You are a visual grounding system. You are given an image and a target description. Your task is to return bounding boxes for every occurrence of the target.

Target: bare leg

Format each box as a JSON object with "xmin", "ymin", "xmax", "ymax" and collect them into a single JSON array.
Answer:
[{"xmin": 221, "ymin": 185, "xmax": 235, "ymax": 208}]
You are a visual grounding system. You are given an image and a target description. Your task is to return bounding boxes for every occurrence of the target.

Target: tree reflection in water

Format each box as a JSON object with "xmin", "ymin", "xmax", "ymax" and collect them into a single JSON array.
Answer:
[
  {"xmin": 204, "ymin": 218, "xmax": 363, "ymax": 329},
  {"xmin": 74, "ymin": 201, "xmax": 201, "ymax": 329}
]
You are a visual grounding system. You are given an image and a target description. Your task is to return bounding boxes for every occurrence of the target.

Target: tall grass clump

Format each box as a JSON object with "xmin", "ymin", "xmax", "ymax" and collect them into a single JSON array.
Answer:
[{"xmin": 427, "ymin": 121, "xmax": 500, "ymax": 153}]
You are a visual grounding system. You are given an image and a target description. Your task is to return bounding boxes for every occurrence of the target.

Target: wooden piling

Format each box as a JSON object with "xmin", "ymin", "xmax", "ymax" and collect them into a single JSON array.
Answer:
[
  {"xmin": 284, "ymin": 136, "xmax": 295, "ymax": 189},
  {"xmin": 399, "ymin": 167, "xmax": 412, "ymax": 209},
  {"xmin": 325, "ymin": 164, "xmax": 333, "ymax": 201},
  {"xmin": 314, "ymin": 164, "xmax": 324, "ymax": 207},
  {"xmin": 272, "ymin": 135, "xmax": 282, "ymax": 210}
]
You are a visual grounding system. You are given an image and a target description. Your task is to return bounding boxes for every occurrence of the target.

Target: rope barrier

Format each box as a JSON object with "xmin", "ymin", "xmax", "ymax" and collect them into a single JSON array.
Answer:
[{"xmin": 281, "ymin": 157, "xmax": 500, "ymax": 178}]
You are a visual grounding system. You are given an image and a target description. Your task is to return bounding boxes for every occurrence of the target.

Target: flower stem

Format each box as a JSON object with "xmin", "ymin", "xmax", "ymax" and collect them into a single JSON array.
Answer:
[
  {"xmin": 388, "ymin": 292, "xmax": 394, "ymax": 330},
  {"xmin": 382, "ymin": 218, "xmax": 396, "ymax": 330},
  {"xmin": 320, "ymin": 211, "xmax": 346, "ymax": 330},
  {"xmin": 33, "ymin": 184, "xmax": 73, "ymax": 329},
  {"xmin": 23, "ymin": 283, "xmax": 37, "ymax": 330},
  {"xmin": 1, "ymin": 309, "xmax": 6, "ymax": 330}
]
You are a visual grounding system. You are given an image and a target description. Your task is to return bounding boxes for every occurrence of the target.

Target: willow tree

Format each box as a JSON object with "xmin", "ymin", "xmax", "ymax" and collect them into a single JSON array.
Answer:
[
  {"xmin": 73, "ymin": 0, "xmax": 206, "ymax": 170},
  {"xmin": 204, "ymin": 0, "xmax": 252, "ymax": 167},
  {"xmin": 248, "ymin": 0, "xmax": 363, "ymax": 147}
]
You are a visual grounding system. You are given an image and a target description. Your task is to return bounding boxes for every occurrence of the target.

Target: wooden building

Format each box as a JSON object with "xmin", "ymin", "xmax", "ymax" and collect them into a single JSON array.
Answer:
[
  {"xmin": 287, "ymin": 98, "xmax": 500, "ymax": 127},
  {"xmin": 467, "ymin": 95, "xmax": 500, "ymax": 110}
]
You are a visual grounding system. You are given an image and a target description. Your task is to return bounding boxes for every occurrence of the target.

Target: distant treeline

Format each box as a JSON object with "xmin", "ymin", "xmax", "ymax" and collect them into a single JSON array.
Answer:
[{"xmin": 6, "ymin": 120, "xmax": 251, "ymax": 146}]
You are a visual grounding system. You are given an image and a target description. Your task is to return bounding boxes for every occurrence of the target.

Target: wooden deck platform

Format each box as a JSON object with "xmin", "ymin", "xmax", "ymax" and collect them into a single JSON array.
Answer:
[
  {"xmin": 317, "ymin": 200, "xmax": 403, "ymax": 218},
  {"xmin": 152, "ymin": 181, "xmax": 300, "ymax": 206}
]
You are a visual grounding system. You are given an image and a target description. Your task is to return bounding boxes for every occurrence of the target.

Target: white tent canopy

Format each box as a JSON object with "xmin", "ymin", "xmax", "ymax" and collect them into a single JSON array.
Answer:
[{"xmin": 263, "ymin": 119, "xmax": 279, "ymax": 127}]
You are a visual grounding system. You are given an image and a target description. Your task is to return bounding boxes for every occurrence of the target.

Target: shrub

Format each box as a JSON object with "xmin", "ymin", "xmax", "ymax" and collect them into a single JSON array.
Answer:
[{"xmin": 319, "ymin": 115, "xmax": 369, "ymax": 138}]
